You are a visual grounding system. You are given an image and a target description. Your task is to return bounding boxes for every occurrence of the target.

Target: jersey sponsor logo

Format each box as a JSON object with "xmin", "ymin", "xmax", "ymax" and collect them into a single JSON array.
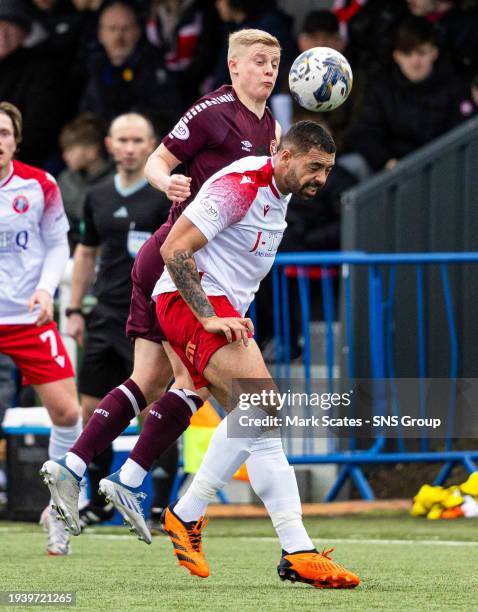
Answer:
[
  {"xmin": 240, "ymin": 175, "xmax": 254, "ymax": 185},
  {"xmin": 12, "ymin": 195, "xmax": 30, "ymax": 214},
  {"xmin": 113, "ymin": 206, "xmax": 128, "ymax": 218},
  {"xmin": 263, "ymin": 204, "xmax": 271, "ymax": 217},
  {"xmin": 0, "ymin": 230, "xmax": 29, "ymax": 252},
  {"xmin": 241, "ymin": 140, "xmax": 253, "ymax": 152},
  {"xmin": 250, "ymin": 230, "xmax": 283, "ymax": 256},
  {"xmin": 171, "ymin": 119, "xmax": 190, "ymax": 141},
  {"xmin": 200, "ymin": 197, "xmax": 219, "ymax": 220},
  {"xmin": 270, "ymin": 139, "xmax": 278, "ymax": 155}
]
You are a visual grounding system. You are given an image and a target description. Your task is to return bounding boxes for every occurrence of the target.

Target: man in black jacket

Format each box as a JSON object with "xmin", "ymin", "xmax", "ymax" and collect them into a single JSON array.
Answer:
[
  {"xmin": 0, "ymin": 0, "xmax": 71, "ymax": 167},
  {"xmin": 344, "ymin": 16, "xmax": 463, "ymax": 173},
  {"xmin": 80, "ymin": 0, "xmax": 182, "ymax": 135}
]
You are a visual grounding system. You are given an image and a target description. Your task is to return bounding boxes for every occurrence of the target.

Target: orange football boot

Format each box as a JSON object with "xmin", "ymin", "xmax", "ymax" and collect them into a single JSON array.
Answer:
[
  {"xmin": 161, "ymin": 505, "xmax": 209, "ymax": 577},
  {"xmin": 278, "ymin": 548, "xmax": 360, "ymax": 589},
  {"xmin": 441, "ymin": 506, "xmax": 465, "ymax": 519}
]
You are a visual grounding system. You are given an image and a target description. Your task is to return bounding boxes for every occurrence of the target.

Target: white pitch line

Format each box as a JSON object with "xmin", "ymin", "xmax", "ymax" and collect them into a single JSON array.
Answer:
[
  {"xmin": 241, "ymin": 536, "xmax": 478, "ymax": 547},
  {"xmin": 1, "ymin": 527, "xmax": 477, "ymax": 547}
]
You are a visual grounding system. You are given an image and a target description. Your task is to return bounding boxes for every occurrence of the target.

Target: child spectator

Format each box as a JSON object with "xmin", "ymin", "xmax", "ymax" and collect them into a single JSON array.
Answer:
[
  {"xmin": 58, "ymin": 113, "xmax": 114, "ymax": 252},
  {"xmin": 343, "ymin": 16, "xmax": 462, "ymax": 174}
]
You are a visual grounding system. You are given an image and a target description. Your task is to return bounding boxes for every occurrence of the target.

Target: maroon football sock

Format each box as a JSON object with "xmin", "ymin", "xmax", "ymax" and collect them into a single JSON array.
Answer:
[
  {"xmin": 70, "ymin": 378, "xmax": 147, "ymax": 466},
  {"xmin": 129, "ymin": 390, "xmax": 203, "ymax": 471}
]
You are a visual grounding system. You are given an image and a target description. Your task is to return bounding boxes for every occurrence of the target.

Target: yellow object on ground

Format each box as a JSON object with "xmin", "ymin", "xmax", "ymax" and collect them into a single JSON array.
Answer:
[{"xmin": 411, "ymin": 472, "xmax": 478, "ymax": 519}]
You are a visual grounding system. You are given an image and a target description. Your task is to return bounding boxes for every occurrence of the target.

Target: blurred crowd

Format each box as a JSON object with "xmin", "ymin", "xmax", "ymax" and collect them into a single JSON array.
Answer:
[
  {"xmin": 1, "ymin": 0, "xmax": 478, "ymax": 509},
  {"xmin": 0, "ymin": 0, "xmax": 477, "ymax": 257}
]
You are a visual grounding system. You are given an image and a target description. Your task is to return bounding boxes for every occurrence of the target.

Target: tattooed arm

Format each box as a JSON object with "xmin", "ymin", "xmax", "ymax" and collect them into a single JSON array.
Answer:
[
  {"xmin": 160, "ymin": 215, "xmax": 253, "ymax": 344},
  {"xmin": 160, "ymin": 218, "xmax": 214, "ymax": 321}
]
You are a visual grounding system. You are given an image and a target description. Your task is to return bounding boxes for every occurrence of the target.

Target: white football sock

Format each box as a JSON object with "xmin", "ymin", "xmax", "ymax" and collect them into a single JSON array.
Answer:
[
  {"xmin": 65, "ymin": 451, "xmax": 87, "ymax": 478},
  {"xmin": 174, "ymin": 410, "xmax": 265, "ymax": 522},
  {"xmin": 118, "ymin": 458, "xmax": 147, "ymax": 488},
  {"xmin": 246, "ymin": 437, "xmax": 315, "ymax": 553},
  {"xmin": 49, "ymin": 421, "xmax": 82, "ymax": 461}
]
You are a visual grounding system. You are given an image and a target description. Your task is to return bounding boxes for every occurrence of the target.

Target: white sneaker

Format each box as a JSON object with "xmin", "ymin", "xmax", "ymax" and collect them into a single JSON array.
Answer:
[
  {"xmin": 99, "ymin": 471, "xmax": 151, "ymax": 545},
  {"xmin": 40, "ymin": 505, "xmax": 71, "ymax": 556},
  {"xmin": 40, "ymin": 458, "xmax": 81, "ymax": 536}
]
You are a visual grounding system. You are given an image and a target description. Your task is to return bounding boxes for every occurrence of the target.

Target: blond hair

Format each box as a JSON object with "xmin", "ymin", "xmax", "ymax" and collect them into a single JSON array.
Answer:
[
  {"xmin": 0, "ymin": 101, "xmax": 23, "ymax": 144},
  {"xmin": 228, "ymin": 29, "xmax": 281, "ymax": 61}
]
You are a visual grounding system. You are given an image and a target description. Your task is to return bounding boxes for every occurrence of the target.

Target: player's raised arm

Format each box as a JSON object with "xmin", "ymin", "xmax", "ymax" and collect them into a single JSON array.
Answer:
[{"xmin": 144, "ymin": 143, "xmax": 191, "ymax": 202}]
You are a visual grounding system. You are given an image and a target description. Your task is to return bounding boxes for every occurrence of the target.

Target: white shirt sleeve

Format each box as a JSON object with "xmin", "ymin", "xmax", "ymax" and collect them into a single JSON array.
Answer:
[
  {"xmin": 35, "ymin": 236, "xmax": 70, "ymax": 296},
  {"xmin": 183, "ymin": 172, "xmax": 259, "ymax": 242},
  {"xmin": 36, "ymin": 173, "xmax": 70, "ymax": 296}
]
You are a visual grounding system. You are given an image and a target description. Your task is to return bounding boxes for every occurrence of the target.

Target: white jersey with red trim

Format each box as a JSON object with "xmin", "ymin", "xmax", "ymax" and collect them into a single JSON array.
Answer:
[
  {"xmin": 0, "ymin": 160, "xmax": 69, "ymax": 324},
  {"xmin": 153, "ymin": 155, "xmax": 291, "ymax": 315}
]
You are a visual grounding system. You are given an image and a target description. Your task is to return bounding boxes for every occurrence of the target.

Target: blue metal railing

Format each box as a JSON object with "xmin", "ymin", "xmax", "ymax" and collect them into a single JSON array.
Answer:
[{"xmin": 272, "ymin": 251, "xmax": 478, "ymax": 500}]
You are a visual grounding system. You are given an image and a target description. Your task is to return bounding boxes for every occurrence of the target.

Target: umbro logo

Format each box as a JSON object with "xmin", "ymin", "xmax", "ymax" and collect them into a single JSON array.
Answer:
[
  {"xmin": 241, "ymin": 140, "xmax": 252, "ymax": 152},
  {"xmin": 240, "ymin": 175, "xmax": 254, "ymax": 185},
  {"xmin": 113, "ymin": 206, "xmax": 128, "ymax": 218},
  {"xmin": 263, "ymin": 204, "xmax": 271, "ymax": 217}
]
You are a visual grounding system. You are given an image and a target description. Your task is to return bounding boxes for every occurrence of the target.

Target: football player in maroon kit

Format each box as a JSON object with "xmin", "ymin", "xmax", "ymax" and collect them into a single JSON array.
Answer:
[{"xmin": 41, "ymin": 29, "xmax": 283, "ymax": 523}]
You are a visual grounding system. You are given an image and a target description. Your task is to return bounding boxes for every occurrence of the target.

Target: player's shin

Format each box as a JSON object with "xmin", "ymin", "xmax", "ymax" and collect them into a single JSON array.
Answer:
[
  {"xmin": 246, "ymin": 437, "xmax": 315, "ymax": 553},
  {"xmin": 173, "ymin": 408, "xmax": 268, "ymax": 522},
  {"xmin": 117, "ymin": 389, "xmax": 202, "ymax": 487},
  {"xmin": 67, "ymin": 378, "xmax": 147, "ymax": 477}
]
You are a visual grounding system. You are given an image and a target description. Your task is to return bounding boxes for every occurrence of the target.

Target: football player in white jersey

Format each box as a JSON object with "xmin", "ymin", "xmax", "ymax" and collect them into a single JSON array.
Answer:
[
  {"xmin": 0, "ymin": 102, "xmax": 81, "ymax": 555},
  {"xmin": 111, "ymin": 121, "xmax": 360, "ymax": 588}
]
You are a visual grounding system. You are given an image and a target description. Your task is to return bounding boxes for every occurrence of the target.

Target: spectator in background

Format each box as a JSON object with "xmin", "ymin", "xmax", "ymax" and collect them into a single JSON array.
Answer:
[
  {"xmin": 0, "ymin": 1, "xmax": 72, "ymax": 168},
  {"xmin": 146, "ymin": 0, "xmax": 222, "ymax": 106},
  {"xmin": 213, "ymin": 0, "xmax": 297, "ymax": 129},
  {"xmin": 455, "ymin": 71, "xmax": 478, "ymax": 122},
  {"xmin": 80, "ymin": 0, "xmax": 182, "ymax": 134},
  {"xmin": 405, "ymin": 0, "xmax": 478, "ymax": 76},
  {"xmin": 343, "ymin": 16, "xmax": 463, "ymax": 175},
  {"xmin": 58, "ymin": 113, "xmax": 114, "ymax": 253},
  {"xmin": 346, "ymin": 0, "xmax": 409, "ymax": 75}
]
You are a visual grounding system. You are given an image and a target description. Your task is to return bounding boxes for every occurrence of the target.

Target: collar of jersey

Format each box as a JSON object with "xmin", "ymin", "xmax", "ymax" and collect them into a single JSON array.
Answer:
[
  {"xmin": 0, "ymin": 163, "xmax": 14, "ymax": 189},
  {"xmin": 270, "ymin": 157, "xmax": 288, "ymax": 200},
  {"xmin": 114, "ymin": 174, "xmax": 148, "ymax": 198}
]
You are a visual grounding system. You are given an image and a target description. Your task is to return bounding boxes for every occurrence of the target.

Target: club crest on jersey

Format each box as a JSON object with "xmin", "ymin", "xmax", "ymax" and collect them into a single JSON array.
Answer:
[
  {"xmin": 270, "ymin": 139, "xmax": 278, "ymax": 155},
  {"xmin": 12, "ymin": 195, "xmax": 29, "ymax": 214},
  {"xmin": 171, "ymin": 119, "xmax": 190, "ymax": 141}
]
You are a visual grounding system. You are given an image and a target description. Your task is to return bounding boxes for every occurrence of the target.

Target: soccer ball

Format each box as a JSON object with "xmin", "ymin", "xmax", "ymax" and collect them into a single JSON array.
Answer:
[{"xmin": 289, "ymin": 47, "xmax": 353, "ymax": 113}]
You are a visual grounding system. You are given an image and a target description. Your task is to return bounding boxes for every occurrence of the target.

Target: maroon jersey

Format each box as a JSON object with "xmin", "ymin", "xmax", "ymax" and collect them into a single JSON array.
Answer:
[
  {"xmin": 160, "ymin": 84, "xmax": 277, "ymax": 226},
  {"xmin": 126, "ymin": 85, "xmax": 277, "ymax": 342}
]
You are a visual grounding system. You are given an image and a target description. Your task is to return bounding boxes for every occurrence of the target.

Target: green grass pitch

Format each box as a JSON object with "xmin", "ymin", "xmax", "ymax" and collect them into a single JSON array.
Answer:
[{"xmin": 1, "ymin": 512, "xmax": 477, "ymax": 611}]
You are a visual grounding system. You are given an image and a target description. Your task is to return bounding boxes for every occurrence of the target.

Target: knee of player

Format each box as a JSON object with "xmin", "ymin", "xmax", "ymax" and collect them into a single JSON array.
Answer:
[{"xmin": 50, "ymin": 402, "xmax": 81, "ymax": 427}]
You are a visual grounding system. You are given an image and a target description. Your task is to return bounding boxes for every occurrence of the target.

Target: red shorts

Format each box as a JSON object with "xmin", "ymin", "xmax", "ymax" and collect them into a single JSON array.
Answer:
[
  {"xmin": 156, "ymin": 292, "xmax": 243, "ymax": 389},
  {"xmin": 0, "ymin": 321, "xmax": 74, "ymax": 385}
]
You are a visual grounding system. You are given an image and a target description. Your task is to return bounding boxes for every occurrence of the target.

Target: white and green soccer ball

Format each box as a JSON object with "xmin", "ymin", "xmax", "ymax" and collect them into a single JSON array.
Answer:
[{"xmin": 289, "ymin": 47, "xmax": 353, "ymax": 112}]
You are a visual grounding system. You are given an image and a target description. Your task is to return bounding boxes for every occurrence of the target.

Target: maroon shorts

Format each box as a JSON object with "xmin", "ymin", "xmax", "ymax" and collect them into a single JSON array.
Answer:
[
  {"xmin": 156, "ymin": 291, "xmax": 244, "ymax": 389},
  {"xmin": 126, "ymin": 225, "xmax": 172, "ymax": 343},
  {"xmin": 0, "ymin": 321, "xmax": 74, "ymax": 385}
]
